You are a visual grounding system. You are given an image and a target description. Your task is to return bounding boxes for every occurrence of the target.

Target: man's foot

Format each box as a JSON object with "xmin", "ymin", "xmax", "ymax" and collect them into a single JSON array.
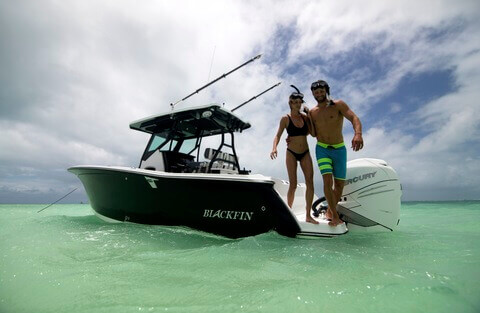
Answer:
[
  {"xmin": 328, "ymin": 217, "xmax": 344, "ymax": 227},
  {"xmin": 306, "ymin": 215, "xmax": 319, "ymax": 224}
]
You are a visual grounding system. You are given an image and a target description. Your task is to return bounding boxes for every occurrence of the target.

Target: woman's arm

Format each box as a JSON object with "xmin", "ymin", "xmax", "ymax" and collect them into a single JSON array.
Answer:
[{"xmin": 270, "ymin": 116, "xmax": 287, "ymax": 159}]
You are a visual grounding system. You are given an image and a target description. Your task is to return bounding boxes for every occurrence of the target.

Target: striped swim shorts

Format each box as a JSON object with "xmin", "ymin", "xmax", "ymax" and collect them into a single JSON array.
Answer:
[{"xmin": 315, "ymin": 142, "xmax": 347, "ymax": 180}]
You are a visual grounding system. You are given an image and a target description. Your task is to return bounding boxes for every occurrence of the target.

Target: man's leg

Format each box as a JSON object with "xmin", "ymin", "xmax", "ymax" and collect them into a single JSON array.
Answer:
[
  {"xmin": 332, "ymin": 179, "xmax": 345, "ymax": 223},
  {"xmin": 327, "ymin": 145, "xmax": 347, "ymax": 225},
  {"xmin": 322, "ymin": 174, "xmax": 342, "ymax": 226},
  {"xmin": 333, "ymin": 179, "xmax": 345, "ymax": 204},
  {"xmin": 316, "ymin": 143, "xmax": 343, "ymax": 225}
]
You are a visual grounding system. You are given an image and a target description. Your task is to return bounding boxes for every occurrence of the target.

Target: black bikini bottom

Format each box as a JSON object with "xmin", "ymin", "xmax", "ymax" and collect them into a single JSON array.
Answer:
[{"xmin": 287, "ymin": 149, "xmax": 309, "ymax": 161}]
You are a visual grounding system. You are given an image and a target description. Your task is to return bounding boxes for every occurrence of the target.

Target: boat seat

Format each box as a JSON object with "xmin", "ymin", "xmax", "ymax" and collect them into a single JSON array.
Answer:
[
  {"xmin": 162, "ymin": 151, "xmax": 195, "ymax": 173},
  {"xmin": 185, "ymin": 161, "xmax": 209, "ymax": 173},
  {"xmin": 204, "ymin": 148, "xmax": 238, "ymax": 172}
]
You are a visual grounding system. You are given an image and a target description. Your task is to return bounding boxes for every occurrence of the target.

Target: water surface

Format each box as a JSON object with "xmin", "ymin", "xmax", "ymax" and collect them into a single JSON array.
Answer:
[{"xmin": 1, "ymin": 202, "xmax": 479, "ymax": 313}]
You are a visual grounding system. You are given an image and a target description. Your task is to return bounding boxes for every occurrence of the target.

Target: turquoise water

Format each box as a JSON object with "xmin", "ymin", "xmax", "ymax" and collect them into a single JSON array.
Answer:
[{"xmin": 1, "ymin": 202, "xmax": 479, "ymax": 313}]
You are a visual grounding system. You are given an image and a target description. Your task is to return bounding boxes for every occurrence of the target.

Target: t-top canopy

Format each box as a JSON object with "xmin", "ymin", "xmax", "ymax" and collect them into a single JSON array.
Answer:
[{"xmin": 129, "ymin": 104, "xmax": 251, "ymax": 139}]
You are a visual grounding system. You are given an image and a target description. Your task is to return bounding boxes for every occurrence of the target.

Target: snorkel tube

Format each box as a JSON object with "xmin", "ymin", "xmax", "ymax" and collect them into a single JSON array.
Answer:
[
  {"xmin": 290, "ymin": 85, "xmax": 305, "ymax": 102},
  {"xmin": 290, "ymin": 85, "xmax": 308, "ymax": 113}
]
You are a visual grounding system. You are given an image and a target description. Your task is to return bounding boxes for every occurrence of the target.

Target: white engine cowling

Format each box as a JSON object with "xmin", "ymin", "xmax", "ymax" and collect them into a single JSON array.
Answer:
[{"xmin": 337, "ymin": 158, "xmax": 402, "ymax": 231}]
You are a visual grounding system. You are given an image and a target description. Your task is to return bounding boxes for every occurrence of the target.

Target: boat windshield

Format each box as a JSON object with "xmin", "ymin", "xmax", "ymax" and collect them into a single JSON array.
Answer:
[
  {"xmin": 141, "ymin": 129, "xmax": 249, "ymax": 174},
  {"xmin": 179, "ymin": 138, "xmax": 197, "ymax": 154},
  {"xmin": 147, "ymin": 135, "xmax": 167, "ymax": 152},
  {"xmin": 147, "ymin": 135, "xmax": 197, "ymax": 155}
]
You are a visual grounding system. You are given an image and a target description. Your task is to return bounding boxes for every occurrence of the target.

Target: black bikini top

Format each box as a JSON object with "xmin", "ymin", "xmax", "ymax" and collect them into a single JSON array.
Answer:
[{"xmin": 286, "ymin": 115, "xmax": 308, "ymax": 137}]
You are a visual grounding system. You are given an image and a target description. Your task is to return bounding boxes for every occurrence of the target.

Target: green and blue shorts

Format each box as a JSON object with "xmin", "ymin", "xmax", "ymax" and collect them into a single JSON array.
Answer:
[{"xmin": 315, "ymin": 142, "xmax": 347, "ymax": 180}]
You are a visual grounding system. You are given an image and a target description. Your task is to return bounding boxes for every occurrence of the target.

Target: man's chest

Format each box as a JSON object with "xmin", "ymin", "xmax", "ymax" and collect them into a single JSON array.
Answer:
[{"xmin": 314, "ymin": 108, "xmax": 342, "ymax": 124}]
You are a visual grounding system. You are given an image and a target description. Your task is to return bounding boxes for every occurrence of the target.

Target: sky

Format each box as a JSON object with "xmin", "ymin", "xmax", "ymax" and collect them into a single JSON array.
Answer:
[{"xmin": 1, "ymin": 0, "xmax": 479, "ymax": 203}]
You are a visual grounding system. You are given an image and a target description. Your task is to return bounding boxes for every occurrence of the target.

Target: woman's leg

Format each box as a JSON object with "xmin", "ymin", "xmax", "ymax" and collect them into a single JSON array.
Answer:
[
  {"xmin": 285, "ymin": 151, "xmax": 298, "ymax": 208},
  {"xmin": 300, "ymin": 153, "xmax": 318, "ymax": 224}
]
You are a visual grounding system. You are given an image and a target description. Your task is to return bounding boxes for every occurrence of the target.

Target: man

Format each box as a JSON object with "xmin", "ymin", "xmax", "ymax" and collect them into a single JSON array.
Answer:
[{"xmin": 308, "ymin": 80, "xmax": 364, "ymax": 226}]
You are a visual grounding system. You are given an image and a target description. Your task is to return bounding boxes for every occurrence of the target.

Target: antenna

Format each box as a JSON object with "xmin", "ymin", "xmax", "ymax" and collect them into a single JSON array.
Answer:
[
  {"xmin": 231, "ymin": 82, "xmax": 282, "ymax": 112},
  {"xmin": 170, "ymin": 54, "xmax": 262, "ymax": 110}
]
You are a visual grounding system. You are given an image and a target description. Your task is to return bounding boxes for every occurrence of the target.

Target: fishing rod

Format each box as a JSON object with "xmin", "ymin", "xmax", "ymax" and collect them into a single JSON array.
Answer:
[
  {"xmin": 37, "ymin": 188, "xmax": 78, "ymax": 213},
  {"xmin": 170, "ymin": 54, "xmax": 262, "ymax": 110},
  {"xmin": 231, "ymin": 82, "xmax": 282, "ymax": 112}
]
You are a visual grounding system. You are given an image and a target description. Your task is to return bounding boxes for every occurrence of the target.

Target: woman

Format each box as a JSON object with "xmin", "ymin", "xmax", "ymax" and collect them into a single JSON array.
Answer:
[{"xmin": 270, "ymin": 86, "xmax": 318, "ymax": 224}]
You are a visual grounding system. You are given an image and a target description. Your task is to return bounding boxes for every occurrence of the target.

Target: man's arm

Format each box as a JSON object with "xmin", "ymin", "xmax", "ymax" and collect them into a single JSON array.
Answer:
[
  {"xmin": 307, "ymin": 110, "xmax": 317, "ymax": 137},
  {"xmin": 338, "ymin": 100, "xmax": 363, "ymax": 151}
]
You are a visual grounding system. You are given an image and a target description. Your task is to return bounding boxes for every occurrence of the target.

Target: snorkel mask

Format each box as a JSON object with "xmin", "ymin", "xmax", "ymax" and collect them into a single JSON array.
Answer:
[
  {"xmin": 310, "ymin": 80, "xmax": 330, "ymax": 95},
  {"xmin": 290, "ymin": 85, "xmax": 305, "ymax": 102},
  {"xmin": 311, "ymin": 80, "xmax": 334, "ymax": 106}
]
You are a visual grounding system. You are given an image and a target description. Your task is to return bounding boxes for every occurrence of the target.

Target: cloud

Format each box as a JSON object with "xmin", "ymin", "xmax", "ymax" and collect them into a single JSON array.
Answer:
[{"xmin": 1, "ymin": 0, "xmax": 479, "ymax": 202}]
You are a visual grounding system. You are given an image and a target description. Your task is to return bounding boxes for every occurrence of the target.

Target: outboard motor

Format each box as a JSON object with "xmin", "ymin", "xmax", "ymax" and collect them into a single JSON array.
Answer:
[{"xmin": 337, "ymin": 158, "xmax": 402, "ymax": 232}]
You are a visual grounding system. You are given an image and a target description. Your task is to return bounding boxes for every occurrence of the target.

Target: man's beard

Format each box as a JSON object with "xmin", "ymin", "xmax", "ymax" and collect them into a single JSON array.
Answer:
[{"xmin": 315, "ymin": 95, "xmax": 327, "ymax": 103}]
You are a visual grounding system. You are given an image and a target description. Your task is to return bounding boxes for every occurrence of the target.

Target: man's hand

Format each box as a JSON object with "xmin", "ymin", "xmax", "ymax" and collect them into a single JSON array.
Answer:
[{"xmin": 352, "ymin": 133, "xmax": 364, "ymax": 151}]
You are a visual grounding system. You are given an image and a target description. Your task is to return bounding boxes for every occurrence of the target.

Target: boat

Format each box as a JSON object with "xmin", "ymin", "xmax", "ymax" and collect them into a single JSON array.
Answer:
[
  {"xmin": 68, "ymin": 55, "xmax": 402, "ymax": 239},
  {"xmin": 69, "ymin": 103, "xmax": 402, "ymax": 238}
]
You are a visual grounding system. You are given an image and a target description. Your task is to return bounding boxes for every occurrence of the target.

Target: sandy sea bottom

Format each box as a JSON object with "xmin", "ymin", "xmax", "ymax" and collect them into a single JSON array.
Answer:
[{"xmin": 1, "ymin": 202, "xmax": 479, "ymax": 313}]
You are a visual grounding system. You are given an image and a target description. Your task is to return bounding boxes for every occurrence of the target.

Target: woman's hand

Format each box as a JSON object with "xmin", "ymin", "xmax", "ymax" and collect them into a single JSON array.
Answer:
[
  {"xmin": 285, "ymin": 135, "xmax": 291, "ymax": 145},
  {"xmin": 270, "ymin": 149, "xmax": 278, "ymax": 159}
]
